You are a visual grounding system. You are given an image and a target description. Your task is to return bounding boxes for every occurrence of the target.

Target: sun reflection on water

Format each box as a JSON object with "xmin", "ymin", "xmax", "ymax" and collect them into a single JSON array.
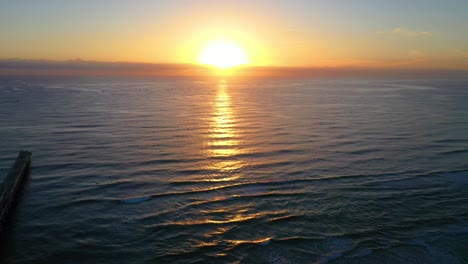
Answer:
[
  {"xmin": 192, "ymin": 82, "xmax": 273, "ymax": 249},
  {"xmin": 209, "ymin": 81, "xmax": 237, "ymax": 156},
  {"xmin": 205, "ymin": 80, "xmax": 244, "ymax": 182}
]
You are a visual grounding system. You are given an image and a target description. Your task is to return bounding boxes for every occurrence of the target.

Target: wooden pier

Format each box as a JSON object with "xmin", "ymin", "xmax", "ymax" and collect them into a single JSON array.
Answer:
[{"xmin": 0, "ymin": 151, "xmax": 31, "ymax": 225}]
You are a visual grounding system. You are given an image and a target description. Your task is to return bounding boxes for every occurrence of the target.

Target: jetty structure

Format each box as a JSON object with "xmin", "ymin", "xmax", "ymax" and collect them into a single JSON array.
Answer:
[{"xmin": 0, "ymin": 151, "xmax": 31, "ymax": 226}]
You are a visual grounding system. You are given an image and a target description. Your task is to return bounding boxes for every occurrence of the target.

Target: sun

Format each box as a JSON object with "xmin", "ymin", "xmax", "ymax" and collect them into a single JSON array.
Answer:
[{"xmin": 199, "ymin": 40, "xmax": 249, "ymax": 68}]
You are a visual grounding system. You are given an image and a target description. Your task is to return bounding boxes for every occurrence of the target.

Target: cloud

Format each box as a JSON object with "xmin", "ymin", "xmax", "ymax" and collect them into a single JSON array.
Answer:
[
  {"xmin": 0, "ymin": 59, "xmax": 212, "ymax": 77},
  {"xmin": 453, "ymin": 50, "xmax": 468, "ymax": 58},
  {"xmin": 0, "ymin": 59, "xmax": 467, "ymax": 78},
  {"xmin": 376, "ymin": 27, "xmax": 435, "ymax": 37},
  {"xmin": 409, "ymin": 49, "xmax": 426, "ymax": 57}
]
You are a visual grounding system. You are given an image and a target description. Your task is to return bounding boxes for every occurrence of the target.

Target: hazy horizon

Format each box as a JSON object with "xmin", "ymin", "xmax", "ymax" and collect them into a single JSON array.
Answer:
[{"xmin": 1, "ymin": 58, "xmax": 467, "ymax": 78}]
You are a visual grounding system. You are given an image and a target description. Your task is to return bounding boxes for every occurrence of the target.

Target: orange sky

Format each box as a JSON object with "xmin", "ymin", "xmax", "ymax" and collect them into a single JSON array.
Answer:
[{"xmin": 1, "ymin": 1, "xmax": 468, "ymax": 71}]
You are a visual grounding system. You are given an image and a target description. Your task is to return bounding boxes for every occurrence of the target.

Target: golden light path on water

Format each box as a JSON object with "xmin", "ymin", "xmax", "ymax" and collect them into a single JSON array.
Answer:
[
  {"xmin": 192, "ymin": 80, "xmax": 273, "ymax": 250},
  {"xmin": 205, "ymin": 80, "xmax": 245, "ymax": 182}
]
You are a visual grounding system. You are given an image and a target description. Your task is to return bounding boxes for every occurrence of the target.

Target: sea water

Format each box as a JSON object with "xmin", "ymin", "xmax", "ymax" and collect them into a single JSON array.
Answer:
[{"xmin": 0, "ymin": 76, "xmax": 467, "ymax": 263}]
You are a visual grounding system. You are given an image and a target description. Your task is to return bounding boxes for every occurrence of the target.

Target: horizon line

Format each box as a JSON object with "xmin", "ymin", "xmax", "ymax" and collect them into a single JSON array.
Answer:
[{"xmin": 0, "ymin": 58, "xmax": 467, "ymax": 78}]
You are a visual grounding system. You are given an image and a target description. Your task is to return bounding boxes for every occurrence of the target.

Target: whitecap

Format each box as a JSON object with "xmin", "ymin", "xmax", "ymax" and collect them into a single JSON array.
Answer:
[{"xmin": 122, "ymin": 196, "xmax": 152, "ymax": 204}]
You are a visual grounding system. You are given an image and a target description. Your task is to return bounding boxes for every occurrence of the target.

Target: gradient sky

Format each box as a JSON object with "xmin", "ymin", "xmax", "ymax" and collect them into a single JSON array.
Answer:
[{"xmin": 1, "ymin": 0, "xmax": 468, "ymax": 69}]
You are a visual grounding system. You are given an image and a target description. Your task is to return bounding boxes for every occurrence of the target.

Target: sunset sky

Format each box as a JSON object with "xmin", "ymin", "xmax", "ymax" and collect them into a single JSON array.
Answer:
[{"xmin": 1, "ymin": 0, "xmax": 468, "ymax": 71}]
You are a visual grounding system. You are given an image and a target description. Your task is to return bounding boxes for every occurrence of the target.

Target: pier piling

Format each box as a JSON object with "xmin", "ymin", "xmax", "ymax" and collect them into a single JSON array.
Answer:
[{"xmin": 0, "ymin": 151, "xmax": 31, "ymax": 225}]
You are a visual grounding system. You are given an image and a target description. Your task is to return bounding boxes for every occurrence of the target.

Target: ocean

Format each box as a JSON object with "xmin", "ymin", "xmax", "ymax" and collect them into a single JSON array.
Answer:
[{"xmin": 0, "ymin": 76, "xmax": 467, "ymax": 263}]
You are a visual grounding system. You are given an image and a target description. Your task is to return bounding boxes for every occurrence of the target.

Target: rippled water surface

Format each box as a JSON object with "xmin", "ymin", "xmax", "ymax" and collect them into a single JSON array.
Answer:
[{"xmin": 0, "ymin": 77, "xmax": 467, "ymax": 263}]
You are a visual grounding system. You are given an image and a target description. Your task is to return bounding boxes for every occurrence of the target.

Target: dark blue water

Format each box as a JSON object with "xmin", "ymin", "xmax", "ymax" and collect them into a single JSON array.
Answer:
[{"xmin": 0, "ymin": 77, "xmax": 467, "ymax": 263}]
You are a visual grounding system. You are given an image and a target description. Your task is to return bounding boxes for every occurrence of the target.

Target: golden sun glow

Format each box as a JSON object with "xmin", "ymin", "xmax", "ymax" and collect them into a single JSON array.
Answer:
[{"xmin": 199, "ymin": 40, "xmax": 249, "ymax": 68}]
